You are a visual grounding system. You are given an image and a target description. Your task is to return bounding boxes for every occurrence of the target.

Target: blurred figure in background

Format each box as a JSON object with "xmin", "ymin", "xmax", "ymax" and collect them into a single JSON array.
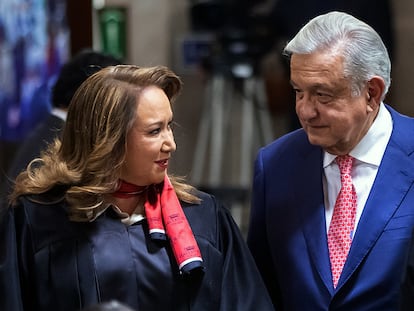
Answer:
[{"xmin": 0, "ymin": 49, "xmax": 122, "ymax": 202}]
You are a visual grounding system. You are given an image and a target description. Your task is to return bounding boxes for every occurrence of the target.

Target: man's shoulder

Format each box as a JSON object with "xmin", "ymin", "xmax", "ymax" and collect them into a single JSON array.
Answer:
[
  {"xmin": 386, "ymin": 104, "xmax": 414, "ymax": 124},
  {"xmin": 261, "ymin": 128, "xmax": 314, "ymax": 157}
]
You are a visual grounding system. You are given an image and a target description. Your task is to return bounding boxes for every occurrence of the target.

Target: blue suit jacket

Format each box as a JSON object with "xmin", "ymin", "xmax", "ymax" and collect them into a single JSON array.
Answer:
[{"xmin": 247, "ymin": 105, "xmax": 414, "ymax": 310}]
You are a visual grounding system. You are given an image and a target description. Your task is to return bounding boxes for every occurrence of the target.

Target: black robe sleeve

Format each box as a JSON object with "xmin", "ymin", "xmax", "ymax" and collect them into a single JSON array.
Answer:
[
  {"xmin": 0, "ymin": 207, "xmax": 24, "ymax": 310},
  {"xmin": 0, "ymin": 193, "xmax": 274, "ymax": 311},
  {"xmin": 179, "ymin": 193, "xmax": 275, "ymax": 310},
  {"xmin": 216, "ymin": 203, "xmax": 274, "ymax": 310}
]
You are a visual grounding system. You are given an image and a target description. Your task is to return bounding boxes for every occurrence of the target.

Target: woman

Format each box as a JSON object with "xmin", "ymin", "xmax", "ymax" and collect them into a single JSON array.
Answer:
[{"xmin": 0, "ymin": 65, "xmax": 274, "ymax": 311}]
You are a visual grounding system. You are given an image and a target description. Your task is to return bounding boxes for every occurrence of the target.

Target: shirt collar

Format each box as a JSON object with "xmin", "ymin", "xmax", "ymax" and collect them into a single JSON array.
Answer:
[
  {"xmin": 323, "ymin": 103, "xmax": 392, "ymax": 167},
  {"xmin": 89, "ymin": 201, "xmax": 145, "ymax": 225}
]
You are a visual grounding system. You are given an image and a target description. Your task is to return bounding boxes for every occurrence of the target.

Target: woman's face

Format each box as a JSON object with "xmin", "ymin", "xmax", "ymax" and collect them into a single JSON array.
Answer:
[{"xmin": 120, "ymin": 86, "xmax": 176, "ymax": 186}]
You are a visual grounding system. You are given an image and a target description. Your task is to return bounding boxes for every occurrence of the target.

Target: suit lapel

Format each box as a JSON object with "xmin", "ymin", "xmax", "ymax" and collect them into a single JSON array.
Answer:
[
  {"xmin": 337, "ymin": 106, "xmax": 414, "ymax": 289},
  {"xmin": 291, "ymin": 106, "xmax": 414, "ymax": 294},
  {"xmin": 295, "ymin": 146, "xmax": 334, "ymax": 293}
]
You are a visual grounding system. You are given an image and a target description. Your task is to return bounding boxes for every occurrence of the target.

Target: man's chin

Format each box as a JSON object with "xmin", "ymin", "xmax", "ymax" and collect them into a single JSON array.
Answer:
[{"xmin": 306, "ymin": 134, "xmax": 324, "ymax": 147}]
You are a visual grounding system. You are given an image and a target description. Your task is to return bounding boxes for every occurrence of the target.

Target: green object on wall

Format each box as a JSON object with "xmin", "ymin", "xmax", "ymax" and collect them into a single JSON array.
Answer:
[{"xmin": 99, "ymin": 8, "xmax": 127, "ymax": 60}]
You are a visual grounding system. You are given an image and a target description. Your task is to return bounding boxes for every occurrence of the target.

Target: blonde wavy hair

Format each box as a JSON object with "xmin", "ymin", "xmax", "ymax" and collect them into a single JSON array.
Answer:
[{"xmin": 10, "ymin": 65, "xmax": 201, "ymax": 221}]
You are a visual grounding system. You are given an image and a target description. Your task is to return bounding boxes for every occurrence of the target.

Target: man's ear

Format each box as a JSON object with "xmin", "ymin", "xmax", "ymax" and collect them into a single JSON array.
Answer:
[{"xmin": 366, "ymin": 76, "xmax": 385, "ymax": 110}]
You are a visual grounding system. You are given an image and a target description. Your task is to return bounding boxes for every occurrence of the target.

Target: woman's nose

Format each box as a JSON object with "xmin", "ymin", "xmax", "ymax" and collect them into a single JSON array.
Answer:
[{"xmin": 162, "ymin": 132, "xmax": 176, "ymax": 153}]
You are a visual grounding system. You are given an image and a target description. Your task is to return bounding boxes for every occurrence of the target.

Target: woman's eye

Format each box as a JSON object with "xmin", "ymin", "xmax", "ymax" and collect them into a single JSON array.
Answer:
[{"xmin": 149, "ymin": 128, "xmax": 161, "ymax": 135}]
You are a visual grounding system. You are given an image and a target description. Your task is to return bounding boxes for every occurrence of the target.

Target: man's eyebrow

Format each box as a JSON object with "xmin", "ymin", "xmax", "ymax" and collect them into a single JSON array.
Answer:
[{"xmin": 290, "ymin": 81, "xmax": 329, "ymax": 89}]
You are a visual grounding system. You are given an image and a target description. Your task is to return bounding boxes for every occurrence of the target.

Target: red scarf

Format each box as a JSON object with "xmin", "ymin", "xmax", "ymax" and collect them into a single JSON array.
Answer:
[
  {"xmin": 118, "ymin": 176, "xmax": 203, "ymax": 274},
  {"xmin": 112, "ymin": 180, "xmax": 148, "ymax": 198},
  {"xmin": 145, "ymin": 175, "xmax": 203, "ymax": 274}
]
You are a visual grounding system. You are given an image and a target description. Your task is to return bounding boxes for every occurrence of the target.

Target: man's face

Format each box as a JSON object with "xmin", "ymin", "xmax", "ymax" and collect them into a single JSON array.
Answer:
[{"xmin": 291, "ymin": 51, "xmax": 376, "ymax": 155}]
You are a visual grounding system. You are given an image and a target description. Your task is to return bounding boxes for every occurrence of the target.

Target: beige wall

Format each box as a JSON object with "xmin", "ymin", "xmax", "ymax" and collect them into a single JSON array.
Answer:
[
  {"xmin": 96, "ymin": 0, "xmax": 188, "ymax": 68},
  {"xmin": 97, "ymin": 0, "xmax": 414, "ymax": 115}
]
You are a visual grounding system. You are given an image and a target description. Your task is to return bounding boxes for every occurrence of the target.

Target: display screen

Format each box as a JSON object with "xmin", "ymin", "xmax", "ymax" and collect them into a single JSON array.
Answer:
[{"xmin": 0, "ymin": 0, "xmax": 69, "ymax": 142}]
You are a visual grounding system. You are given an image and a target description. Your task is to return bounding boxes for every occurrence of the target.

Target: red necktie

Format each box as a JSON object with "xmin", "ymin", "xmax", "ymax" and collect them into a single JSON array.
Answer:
[{"xmin": 327, "ymin": 155, "xmax": 357, "ymax": 288}]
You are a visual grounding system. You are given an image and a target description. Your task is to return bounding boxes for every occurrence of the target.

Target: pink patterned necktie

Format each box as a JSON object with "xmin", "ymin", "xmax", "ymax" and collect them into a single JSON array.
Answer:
[{"xmin": 327, "ymin": 155, "xmax": 357, "ymax": 288}]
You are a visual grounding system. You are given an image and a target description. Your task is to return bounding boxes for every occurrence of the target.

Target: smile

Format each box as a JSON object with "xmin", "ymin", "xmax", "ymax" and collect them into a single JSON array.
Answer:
[{"xmin": 155, "ymin": 159, "xmax": 169, "ymax": 168}]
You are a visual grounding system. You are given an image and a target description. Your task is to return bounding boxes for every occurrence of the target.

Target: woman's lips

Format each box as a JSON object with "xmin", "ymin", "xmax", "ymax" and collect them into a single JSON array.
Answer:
[{"xmin": 155, "ymin": 159, "xmax": 169, "ymax": 168}]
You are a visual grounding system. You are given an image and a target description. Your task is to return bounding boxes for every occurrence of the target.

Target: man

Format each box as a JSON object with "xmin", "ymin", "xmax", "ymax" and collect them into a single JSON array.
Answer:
[
  {"xmin": 265, "ymin": 0, "xmax": 394, "ymax": 131},
  {"xmin": 247, "ymin": 11, "xmax": 414, "ymax": 310},
  {"xmin": 0, "ymin": 49, "xmax": 121, "ymax": 199}
]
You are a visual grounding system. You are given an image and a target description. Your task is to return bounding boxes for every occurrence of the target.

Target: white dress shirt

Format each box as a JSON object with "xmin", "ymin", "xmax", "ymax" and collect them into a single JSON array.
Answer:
[{"xmin": 323, "ymin": 103, "xmax": 393, "ymax": 235}]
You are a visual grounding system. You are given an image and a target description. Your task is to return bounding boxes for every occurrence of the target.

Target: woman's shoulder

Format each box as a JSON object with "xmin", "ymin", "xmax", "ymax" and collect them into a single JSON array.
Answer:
[
  {"xmin": 12, "ymin": 186, "xmax": 70, "ymax": 227},
  {"xmin": 181, "ymin": 189, "xmax": 236, "ymax": 240},
  {"xmin": 10, "ymin": 188, "xmax": 81, "ymax": 250},
  {"xmin": 12, "ymin": 183, "xmax": 66, "ymax": 206},
  {"xmin": 182, "ymin": 189, "xmax": 221, "ymax": 214}
]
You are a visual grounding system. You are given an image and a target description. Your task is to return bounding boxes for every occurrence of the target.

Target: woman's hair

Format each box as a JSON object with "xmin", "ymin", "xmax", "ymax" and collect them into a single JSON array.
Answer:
[
  {"xmin": 10, "ymin": 65, "xmax": 200, "ymax": 221},
  {"xmin": 283, "ymin": 11, "xmax": 391, "ymax": 100}
]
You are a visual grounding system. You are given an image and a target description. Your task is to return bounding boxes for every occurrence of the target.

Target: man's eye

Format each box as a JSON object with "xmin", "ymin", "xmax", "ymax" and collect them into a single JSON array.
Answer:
[
  {"xmin": 317, "ymin": 93, "xmax": 333, "ymax": 103},
  {"xmin": 294, "ymin": 89, "xmax": 304, "ymax": 99}
]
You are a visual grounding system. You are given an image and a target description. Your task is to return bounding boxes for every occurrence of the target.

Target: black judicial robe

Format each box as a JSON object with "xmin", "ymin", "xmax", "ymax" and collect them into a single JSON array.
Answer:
[{"xmin": 0, "ymin": 190, "xmax": 274, "ymax": 311}]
